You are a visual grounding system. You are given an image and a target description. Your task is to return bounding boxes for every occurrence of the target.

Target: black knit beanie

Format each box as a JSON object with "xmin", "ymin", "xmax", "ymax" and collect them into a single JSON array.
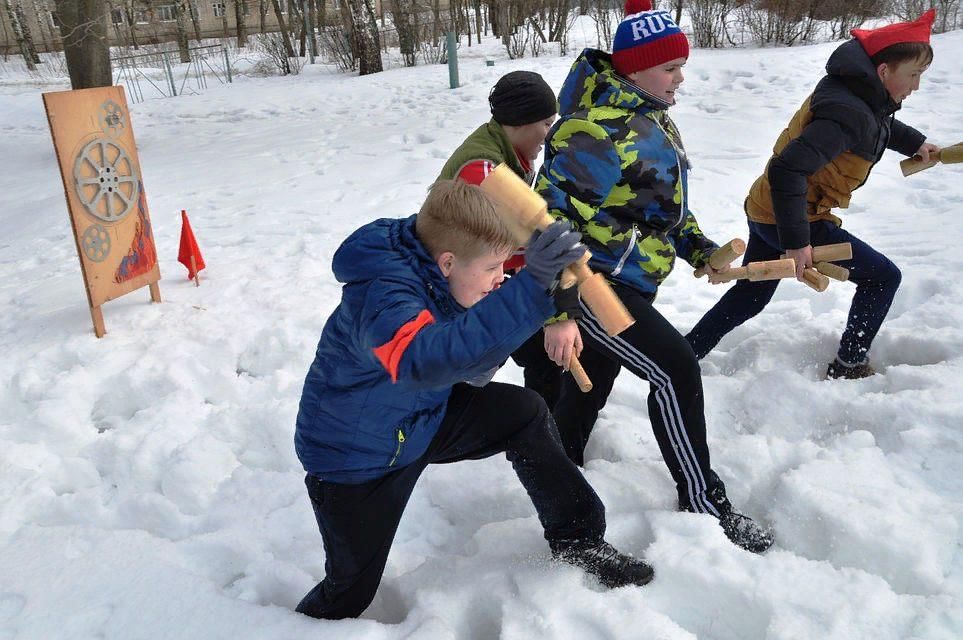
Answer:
[{"xmin": 488, "ymin": 71, "xmax": 557, "ymax": 126}]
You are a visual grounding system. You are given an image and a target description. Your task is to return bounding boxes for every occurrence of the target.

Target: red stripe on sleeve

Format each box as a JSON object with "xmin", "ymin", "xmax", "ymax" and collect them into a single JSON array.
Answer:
[
  {"xmin": 456, "ymin": 160, "xmax": 496, "ymax": 186},
  {"xmin": 371, "ymin": 309, "xmax": 436, "ymax": 383}
]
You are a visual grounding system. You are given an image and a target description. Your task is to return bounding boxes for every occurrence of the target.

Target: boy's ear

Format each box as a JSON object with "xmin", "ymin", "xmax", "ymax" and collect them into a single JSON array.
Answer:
[
  {"xmin": 436, "ymin": 251, "xmax": 455, "ymax": 277},
  {"xmin": 876, "ymin": 62, "xmax": 891, "ymax": 81}
]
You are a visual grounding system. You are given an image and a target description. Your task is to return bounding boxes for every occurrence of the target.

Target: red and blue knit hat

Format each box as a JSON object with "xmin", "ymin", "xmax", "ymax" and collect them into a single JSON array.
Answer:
[{"xmin": 612, "ymin": 0, "xmax": 690, "ymax": 77}]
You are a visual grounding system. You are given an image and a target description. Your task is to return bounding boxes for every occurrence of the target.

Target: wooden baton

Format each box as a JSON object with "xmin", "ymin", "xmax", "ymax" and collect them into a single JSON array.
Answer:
[
  {"xmin": 900, "ymin": 142, "xmax": 963, "ymax": 177},
  {"xmin": 479, "ymin": 163, "xmax": 635, "ymax": 337},
  {"xmin": 801, "ymin": 267, "xmax": 830, "ymax": 292},
  {"xmin": 815, "ymin": 261, "xmax": 849, "ymax": 282},
  {"xmin": 712, "ymin": 258, "xmax": 796, "ymax": 283},
  {"xmin": 694, "ymin": 238, "xmax": 747, "ymax": 278},
  {"xmin": 567, "ymin": 354, "xmax": 593, "ymax": 393}
]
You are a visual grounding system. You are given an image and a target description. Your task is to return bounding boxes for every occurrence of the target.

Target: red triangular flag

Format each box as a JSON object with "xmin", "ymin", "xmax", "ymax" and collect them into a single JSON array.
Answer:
[{"xmin": 178, "ymin": 209, "xmax": 206, "ymax": 280}]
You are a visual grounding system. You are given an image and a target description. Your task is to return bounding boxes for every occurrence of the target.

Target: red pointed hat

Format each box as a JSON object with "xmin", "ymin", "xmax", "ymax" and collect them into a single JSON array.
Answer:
[{"xmin": 851, "ymin": 9, "xmax": 935, "ymax": 57}]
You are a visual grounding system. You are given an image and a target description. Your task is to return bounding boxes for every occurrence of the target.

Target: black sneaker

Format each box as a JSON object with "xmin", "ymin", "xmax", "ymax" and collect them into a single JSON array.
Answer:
[
  {"xmin": 551, "ymin": 539, "xmax": 654, "ymax": 588},
  {"xmin": 826, "ymin": 357, "xmax": 876, "ymax": 379},
  {"xmin": 681, "ymin": 483, "xmax": 774, "ymax": 553},
  {"xmin": 719, "ymin": 510, "xmax": 774, "ymax": 553}
]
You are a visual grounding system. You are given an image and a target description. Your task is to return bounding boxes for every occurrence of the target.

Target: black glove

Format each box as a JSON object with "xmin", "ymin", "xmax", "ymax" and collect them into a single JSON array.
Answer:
[{"xmin": 525, "ymin": 221, "xmax": 584, "ymax": 292}]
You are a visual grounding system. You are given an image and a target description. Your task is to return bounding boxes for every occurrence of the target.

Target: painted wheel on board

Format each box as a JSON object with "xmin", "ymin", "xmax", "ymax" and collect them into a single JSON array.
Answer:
[
  {"xmin": 73, "ymin": 137, "xmax": 140, "ymax": 223},
  {"xmin": 81, "ymin": 224, "xmax": 111, "ymax": 262},
  {"xmin": 99, "ymin": 100, "xmax": 126, "ymax": 138}
]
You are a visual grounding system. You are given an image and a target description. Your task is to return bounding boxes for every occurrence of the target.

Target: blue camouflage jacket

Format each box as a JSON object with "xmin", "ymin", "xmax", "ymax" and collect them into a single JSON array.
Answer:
[
  {"xmin": 294, "ymin": 215, "xmax": 554, "ymax": 484},
  {"xmin": 536, "ymin": 49, "xmax": 717, "ymax": 296}
]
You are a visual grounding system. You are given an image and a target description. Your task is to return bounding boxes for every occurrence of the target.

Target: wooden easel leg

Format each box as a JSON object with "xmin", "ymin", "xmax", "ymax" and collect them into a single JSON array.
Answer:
[
  {"xmin": 149, "ymin": 282, "xmax": 162, "ymax": 303},
  {"xmin": 90, "ymin": 305, "xmax": 106, "ymax": 338}
]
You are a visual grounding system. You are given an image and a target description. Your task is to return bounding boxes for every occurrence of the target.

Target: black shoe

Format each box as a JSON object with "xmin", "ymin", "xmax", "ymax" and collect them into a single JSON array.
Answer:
[
  {"xmin": 681, "ymin": 483, "xmax": 774, "ymax": 554},
  {"xmin": 719, "ymin": 510, "xmax": 774, "ymax": 553},
  {"xmin": 826, "ymin": 357, "xmax": 876, "ymax": 379},
  {"xmin": 551, "ymin": 539, "xmax": 654, "ymax": 588}
]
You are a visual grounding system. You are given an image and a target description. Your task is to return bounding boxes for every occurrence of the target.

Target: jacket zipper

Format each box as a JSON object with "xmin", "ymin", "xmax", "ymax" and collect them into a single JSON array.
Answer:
[
  {"xmin": 388, "ymin": 429, "xmax": 406, "ymax": 467},
  {"xmin": 651, "ymin": 115, "xmax": 687, "ymax": 230},
  {"xmin": 611, "ymin": 224, "xmax": 639, "ymax": 277}
]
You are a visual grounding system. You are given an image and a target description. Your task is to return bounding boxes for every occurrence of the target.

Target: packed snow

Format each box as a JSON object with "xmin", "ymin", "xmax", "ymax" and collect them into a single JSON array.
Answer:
[{"xmin": 1, "ymin": 19, "xmax": 961, "ymax": 640}]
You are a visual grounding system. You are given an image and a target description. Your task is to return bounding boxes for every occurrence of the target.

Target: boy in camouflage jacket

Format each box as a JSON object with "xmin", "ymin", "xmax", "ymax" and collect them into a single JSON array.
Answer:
[{"xmin": 536, "ymin": 0, "xmax": 772, "ymax": 553}]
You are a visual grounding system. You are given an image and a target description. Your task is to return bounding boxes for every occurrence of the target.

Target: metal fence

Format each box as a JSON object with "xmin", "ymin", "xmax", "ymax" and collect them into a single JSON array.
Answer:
[{"xmin": 112, "ymin": 44, "xmax": 233, "ymax": 104}]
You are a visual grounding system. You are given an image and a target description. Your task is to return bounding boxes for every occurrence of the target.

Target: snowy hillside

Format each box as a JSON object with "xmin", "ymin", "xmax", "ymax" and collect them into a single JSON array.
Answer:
[{"xmin": 1, "ymin": 22, "xmax": 961, "ymax": 640}]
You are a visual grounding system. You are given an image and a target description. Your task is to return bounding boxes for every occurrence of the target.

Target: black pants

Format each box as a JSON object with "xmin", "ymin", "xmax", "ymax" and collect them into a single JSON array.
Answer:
[
  {"xmin": 554, "ymin": 283, "xmax": 723, "ymax": 513},
  {"xmin": 686, "ymin": 220, "xmax": 902, "ymax": 363},
  {"xmin": 296, "ymin": 382, "xmax": 606, "ymax": 620},
  {"xmin": 511, "ymin": 328, "xmax": 562, "ymax": 409}
]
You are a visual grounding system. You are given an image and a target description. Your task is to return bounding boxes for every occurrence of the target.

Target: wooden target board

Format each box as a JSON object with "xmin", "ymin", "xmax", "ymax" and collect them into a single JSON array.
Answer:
[{"xmin": 43, "ymin": 86, "xmax": 161, "ymax": 338}]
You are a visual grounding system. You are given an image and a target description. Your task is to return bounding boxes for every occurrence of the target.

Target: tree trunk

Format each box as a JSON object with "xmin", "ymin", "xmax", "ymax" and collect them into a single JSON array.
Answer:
[
  {"xmin": 389, "ymin": 0, "xmax": 415, "ymax": 66},
  {"xmin": 33, "ymin": 0, "xmax": 52, "ymax": 52},
  {"xmin": 14, "ymin": 0, "xmax": 40, "ymax": 62},
  {"xmin": 307, "ymin": 0, "xmax": 317, "ymax": 54},
  {"xmin": 473, "ymin": 0, "xmax": 481, "ymax": 43},
  {"xmin": 54, "ymin": 0, "xmax": 112, "ymax": 88},
  {"xmin": 123, "ymin": 0, "xmax": 138, "ymax": 48},
  {"xmin": 4, "ymin": 0, "xmax": 35, "ymax": 69},
  {"xmin": 270, "ymin": 0, "xmax": 295, "ymax": 57},
  {"xmin": 345, "ymin": 0, "xmax": 381, "ymax": 74},
  {"xmin": 174, "ymin": 1, "xmax": 191, "ymax": 61},
  {"xmin": 674, "ymin": 0, "xmax": 683, "ymax": 26},
  {"xmin": 189, "ymin": 0, "xmax": 203, "ymax": 42},
  {"xmin": 234, "ymin": 0, "xmax": 247, "ymax": 46},
  {"xmin": 314, "ymin": 0, "xmax": 325, "ymax": 28},
  {"xmin": 220, "ymin": 3, "xmax": 229, "ymax": 38},
  {"xmin": 259, "ymin": 0, "xmax": 267, "ymax": 33}
]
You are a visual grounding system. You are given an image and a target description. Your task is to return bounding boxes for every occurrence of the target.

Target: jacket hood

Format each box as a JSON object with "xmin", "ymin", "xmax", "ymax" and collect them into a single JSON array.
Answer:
[
  {"xmin": 558, "ymin": 48, "xmax": 671, "ymax": 118},
  {"xmin": 825, "ymin": 39, "xmax": 900, "ymax": 115},
  {"xmin": 332, "ymin": 215, "xmax": 451, "ymax": 297}
]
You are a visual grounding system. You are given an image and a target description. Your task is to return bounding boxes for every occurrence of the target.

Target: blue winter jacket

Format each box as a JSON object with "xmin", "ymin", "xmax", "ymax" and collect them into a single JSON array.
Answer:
[
  {"xmin": 535, "ymin": 49, "xmax": 718, "ymax": 297},
  {"xmin": 294, "ymin": 215, "xmax": 555, "ymax": 483}
]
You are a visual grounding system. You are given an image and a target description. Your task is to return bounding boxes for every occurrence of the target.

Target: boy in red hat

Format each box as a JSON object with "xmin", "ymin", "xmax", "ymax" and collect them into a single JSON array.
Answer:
[{"xmin": 687, "ymin": 10, "xmax": 940, "ymax": 379}]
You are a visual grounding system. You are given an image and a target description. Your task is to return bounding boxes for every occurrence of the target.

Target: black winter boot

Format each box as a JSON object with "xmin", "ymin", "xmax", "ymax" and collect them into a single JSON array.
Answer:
[
  {"xmin": 826, "ymin": 358, "xmax": 876, "ymax": 380},
  {"xmin": 551, "ymin": 539, "xmax": 655, "ymax": 588},
  {"xmin": 680, "ymin": 483, "xmax": 774, "ymax": 553}
]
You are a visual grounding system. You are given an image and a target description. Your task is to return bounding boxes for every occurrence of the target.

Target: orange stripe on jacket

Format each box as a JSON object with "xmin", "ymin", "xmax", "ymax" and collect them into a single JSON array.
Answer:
[{"xmin": 372, "ymin": 309, "xmax": 435, "ymax": 382}]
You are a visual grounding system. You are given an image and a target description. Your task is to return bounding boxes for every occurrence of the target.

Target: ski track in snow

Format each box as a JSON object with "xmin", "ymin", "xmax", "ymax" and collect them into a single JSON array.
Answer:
[{"xmin": 0, "ymin": 22, "xmax": 961, "ymax": 640}]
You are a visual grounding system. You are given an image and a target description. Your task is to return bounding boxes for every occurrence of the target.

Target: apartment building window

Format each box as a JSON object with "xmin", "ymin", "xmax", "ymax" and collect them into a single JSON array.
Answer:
[
  {"xmin": 212, "ymin": 2, "xmax": 226, "ymax": 18},
  {"xmin": 157, "ymin": 4, "xmax": 177, "ymax": 21}
]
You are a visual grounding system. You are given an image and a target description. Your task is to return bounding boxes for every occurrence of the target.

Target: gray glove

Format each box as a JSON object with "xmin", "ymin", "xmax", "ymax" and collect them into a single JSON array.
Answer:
[{"xmin": 525, "ymin": 221, "xmax": 584, "ymax": 292}]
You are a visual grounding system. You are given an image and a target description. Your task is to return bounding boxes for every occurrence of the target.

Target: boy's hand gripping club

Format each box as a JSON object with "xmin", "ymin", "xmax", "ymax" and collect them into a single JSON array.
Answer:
[
  {"xmin": 694, "ymin": 238, "xmax": 747, "ymax": 278},
  {"xmin": 480, "ymin": 164, "xmax": 636, "ymax": 393},
  {"xmin": 900, "ymin": 142, "xmax": 963, "ymax": 177}
]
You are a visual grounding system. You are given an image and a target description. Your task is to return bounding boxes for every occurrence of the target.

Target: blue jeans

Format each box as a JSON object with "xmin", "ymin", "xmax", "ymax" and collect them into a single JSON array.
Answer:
[{"xmin": 686, "ymin": 220, "xmax": 902, "ymax": 364}]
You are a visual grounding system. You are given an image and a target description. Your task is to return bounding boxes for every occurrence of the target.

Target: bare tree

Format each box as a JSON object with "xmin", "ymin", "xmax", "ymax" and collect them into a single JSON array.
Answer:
[
  {"xmin": 270, "ymin": 0, "xmax": 295, "ymax": 56},
  {"xmin": 174, "ymin": 0, "xmax": 191, "ymax": 61},
  {"xmin": 188, "ymin": 0, "xmax": 203, "ymax": 41},
  {"xmin": 4, "ymin": 0, "xmax": 37, "ymax": 68},
  {"xmin": 345, "ymin": 0, "xmax": 382, "ymax": 74},
  {"xmin": 234, "ymin": 0, "xmax": 247, "ymax": 45},
  {"xmin": 389, "ymin": 0, "xmax": 417, "ymax": 65},
  {"xmin": 54, "ymin": 0, "xmax": 112, "ymax": 88}
]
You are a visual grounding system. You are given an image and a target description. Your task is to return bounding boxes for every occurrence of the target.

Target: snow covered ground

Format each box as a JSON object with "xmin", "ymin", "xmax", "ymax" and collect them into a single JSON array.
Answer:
[{"xmin": 1, "ymin": 20, "xmax": 962, "ymax": 640}]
